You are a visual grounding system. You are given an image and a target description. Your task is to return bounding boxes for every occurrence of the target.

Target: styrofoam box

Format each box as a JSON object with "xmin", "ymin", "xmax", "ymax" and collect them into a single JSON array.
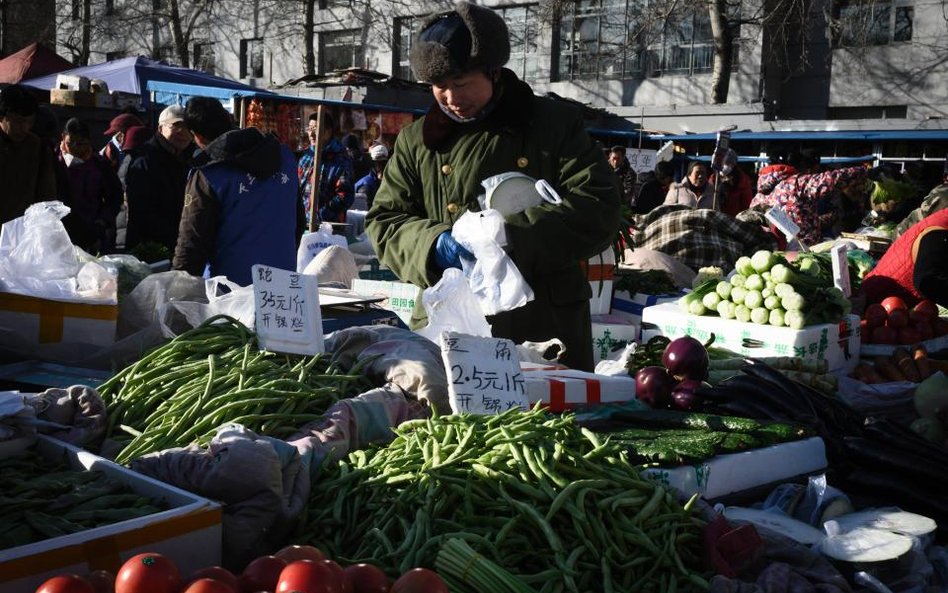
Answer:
[
  {"xmin": 641, "ymin": 302, "xmax": 861, "ymax": 373},
  {"xmin": 351, "ymin": 278, "xmax": 421, "ymax": 327},
  {"xmin": 642, "ymin": 436, "xmax": 827, "ymax": 499},
  {"xmin": 0, "ymin": 436, "xmax": 222, "ymax": 593},
  {"xmin": 591, "ymin": 315, "xmax": 638, "ymax": 364}
]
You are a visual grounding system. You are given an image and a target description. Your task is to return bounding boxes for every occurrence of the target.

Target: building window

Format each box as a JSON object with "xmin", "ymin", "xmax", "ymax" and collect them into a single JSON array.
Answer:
[
  {"xmin": 194, "ymin": 42, "xmax": 216, "ymax": 75},
  {"xmin": 319, "ymin": 0, "xmax": 352, "ymax": 7},
  {"xmin": 835, "ymin": 0, "xmax": 913, "ymax": 46},
  {"xmin": 72, "ymin": 0, "xmax": 81, "ymax": 20},
  {"xmin": 556, "ymin": 0, "xmax": 735, "ymax": 81},
  {"xmin": 240, "ymin": 38, "xmax": 265, "ymax": 79},
  {"xmin": 499, "ymin": 4, "xmax": 541, "ymax": 81},
  {"xmin": 393, "ymin": 16, "xmax": 421, "ymax": 80},
  {"xmin": 320, "ymin": 29, "xmax": 363, "ymax": 73},
  {"xmin": 106, "ymin": 51, "xmax": 126, "ymax": 61},
  {"xmin": 157, "ymin": 45, "xmax": 176, "ymax": 64}
]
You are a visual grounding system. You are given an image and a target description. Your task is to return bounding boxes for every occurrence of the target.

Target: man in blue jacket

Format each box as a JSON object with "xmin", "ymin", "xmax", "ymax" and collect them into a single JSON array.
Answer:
[{"xmin": 172, "ymin": 97, "xmax": 304, "ymax": 286}]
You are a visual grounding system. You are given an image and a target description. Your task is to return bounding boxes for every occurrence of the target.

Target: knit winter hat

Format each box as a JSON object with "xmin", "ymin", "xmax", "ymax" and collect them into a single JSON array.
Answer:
[{"xmin": 410, "ymin": 2, "xmax": 510, "ymax": 83}]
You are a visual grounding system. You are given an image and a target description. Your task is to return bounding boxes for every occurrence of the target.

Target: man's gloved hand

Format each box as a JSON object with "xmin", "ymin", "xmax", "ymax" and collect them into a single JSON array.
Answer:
[{"xmin": 434, "ymin": 231, "xmax": 474, "ymax": 270}]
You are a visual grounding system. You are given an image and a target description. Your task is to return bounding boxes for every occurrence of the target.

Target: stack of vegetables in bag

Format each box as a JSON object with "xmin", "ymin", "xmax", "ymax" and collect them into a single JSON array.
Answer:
[
  {"xmin": 870, "ymin": 177, "xmax": 916, "ymax": 214},
  {"xmin": 861, "ymin": 297, "xmax": 948, "ymax": 345},
  {"xmin": 680, "ymin": 250, "xmax": 851, "ymax": 329}
]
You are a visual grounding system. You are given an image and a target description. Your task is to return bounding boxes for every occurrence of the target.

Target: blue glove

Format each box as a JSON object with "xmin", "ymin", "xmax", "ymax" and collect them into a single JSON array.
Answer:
[{"xmin": 434, "ymin": 231, "xmax": 474, "ymax": 270}]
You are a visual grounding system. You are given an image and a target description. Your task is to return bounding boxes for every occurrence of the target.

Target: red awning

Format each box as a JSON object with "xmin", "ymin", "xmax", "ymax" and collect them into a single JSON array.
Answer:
[{"xmin": 0, "ymin": 43, "xmax": 74, "ymax": 84}]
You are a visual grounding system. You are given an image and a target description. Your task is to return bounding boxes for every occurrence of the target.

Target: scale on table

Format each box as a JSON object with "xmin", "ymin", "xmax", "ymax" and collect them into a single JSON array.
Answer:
[{"xmin": 318, "ymin": 287, "xmax": 405, "ymax": 332}]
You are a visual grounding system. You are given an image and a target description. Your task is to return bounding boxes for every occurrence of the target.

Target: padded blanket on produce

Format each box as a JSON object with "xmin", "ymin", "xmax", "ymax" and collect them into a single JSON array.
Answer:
[{"xmin": 325, "ymin": 325, "xmax": 450, "ymax": 413}]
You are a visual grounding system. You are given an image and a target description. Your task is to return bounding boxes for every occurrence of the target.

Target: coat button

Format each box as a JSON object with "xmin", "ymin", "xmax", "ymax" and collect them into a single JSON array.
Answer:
[
  {"xmin": 446, "ymin": 203, "xmax": 459, "ymax": 214},
  {"xmin": 441, "ymin": 164, "xmax": 453, "ymax": 175},
  {"xmin": 517, "ymin": 157, "xmax": 529, "ymax": 168}
]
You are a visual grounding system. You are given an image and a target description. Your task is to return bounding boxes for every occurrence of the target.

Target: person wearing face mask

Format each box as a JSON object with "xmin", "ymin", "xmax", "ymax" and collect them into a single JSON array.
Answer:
[
  {"xmin": 365, "ymin": 2, "xmax": 620, "ymax": 371},
  {"xmin": 0, "ymin": 84, "xmax": 57, "ymax": 224},
  {"xmin": 100, "ymin": 112, "xmax": 144, "ymax": 172},
  {"xmin": 124, "ymin": 105, "xmax": 197, "ymax": 254},
  {"xmin": 664, "ymin": 161, "xmax": 715, "ymax": 209},
  {"xmin": 54, "ymin": 117, "xmax": 123, "ymax": 253}
]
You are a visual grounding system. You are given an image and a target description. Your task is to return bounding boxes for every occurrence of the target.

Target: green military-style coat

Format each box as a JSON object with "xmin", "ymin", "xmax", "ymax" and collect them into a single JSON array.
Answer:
[{"xmin": 366, "ymin": 69, "xmax": 620, "ymax": 370}]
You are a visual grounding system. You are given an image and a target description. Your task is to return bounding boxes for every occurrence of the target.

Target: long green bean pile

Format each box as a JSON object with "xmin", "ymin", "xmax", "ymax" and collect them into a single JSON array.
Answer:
[
  {"xmin": 99, "ymin": 315, "xmax": 373, "ymax": 464},
  {"xmin": 301, "ymin": 406, "xmax": 709, "ymax": 593}
]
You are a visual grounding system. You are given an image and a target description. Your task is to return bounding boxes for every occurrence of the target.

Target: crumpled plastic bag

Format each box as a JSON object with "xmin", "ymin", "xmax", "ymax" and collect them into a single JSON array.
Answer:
[
  {"xmin": 326, "ymin": 325, "xmax": 450, "ymax": 413},
  {"xmin": 297, "ymin": 222, "xmax": 349, "ymax": 272},
  {"xmin": 130, "ymin": 424, "xmax": 310, "ymax": 567},
  {"xmin": 0, "ymin": 201, "xmax": 77, "ymax": 281},
  {"xmin": 288, "ymin": 386, "xmax": 427, "ymax": 469},
  {"xmin": 453, "ymin": 209, "xmax": 534, "ymax": 316},
  {"xmin": 417, "ymin": 268, "xmax": 492, "ymax": 341},
  {"xmin": 171, "ymin": 276, "xmax": 256, "ymax": 331},
  {"xmin": 0, "ymin": 392, "xmax": 39, "ymax": 457}
]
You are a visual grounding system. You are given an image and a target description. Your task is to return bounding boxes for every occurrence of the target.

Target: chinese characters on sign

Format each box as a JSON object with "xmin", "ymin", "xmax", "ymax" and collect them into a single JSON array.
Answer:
[
  {"xmin": 440, "ymin": 331, "xmax": 528, "ymax": 415},
  {"xmin": 624, "ymin": 149, "xmax": 657, "ymax": 175},
  {"xmin": 253, "ymin": 264, "xmax": 324, "ymax": 355}
]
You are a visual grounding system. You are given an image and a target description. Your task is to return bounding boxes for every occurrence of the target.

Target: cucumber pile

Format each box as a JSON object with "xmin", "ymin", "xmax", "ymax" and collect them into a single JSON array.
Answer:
[{"xmin": 680, "ymin": 250, "xmax": 851, "ymax": 329}]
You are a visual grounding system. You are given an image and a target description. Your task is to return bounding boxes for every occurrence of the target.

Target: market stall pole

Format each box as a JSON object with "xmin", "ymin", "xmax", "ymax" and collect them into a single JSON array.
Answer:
[{"xmin": 308, "ymin": 105, "xmax": 326, "ymax": 232}]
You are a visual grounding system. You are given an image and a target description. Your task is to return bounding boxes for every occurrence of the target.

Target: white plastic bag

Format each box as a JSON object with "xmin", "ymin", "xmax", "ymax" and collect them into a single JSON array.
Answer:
[
  {"xmin": 297, "ymin": 222, "xmax": 349, "ymax": 272},
  {"xmin": 0, "ymin": 201, "xmax": 85, "ymax": 299},
  {"xmin": 452, "ymin": 209, "xmax": 534, "ymax": 316},
  {"xmin": 416, "ymin": 268, "xmax": 491, "ymax": 342},
  {"xmin": 172, "ymin": 276, "xmax": 256, "ymax": 331},
  {"xmin": 478, "ymin": 172, "xmax": 562, "ymax": 215}
]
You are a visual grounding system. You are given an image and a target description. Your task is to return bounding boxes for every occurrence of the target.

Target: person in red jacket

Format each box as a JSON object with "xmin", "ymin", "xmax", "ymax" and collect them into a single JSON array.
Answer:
[
  {"xmin": 861, "ymin": 208, "xmax": 948, "ymax": 307},
  {"xmin": 710, "ymin": 149, "xmax": 753, "ymax": 217}
]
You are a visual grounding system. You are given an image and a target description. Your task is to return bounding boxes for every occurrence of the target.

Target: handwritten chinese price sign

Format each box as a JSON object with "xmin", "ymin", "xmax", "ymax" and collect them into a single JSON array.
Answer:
[
  {"xmin": 440, "ymin": 331, "xmax": 529, "ymax": 415},
  {"xmin": 252, "ymin": 264, "xmax": 324, "ymax": 355}
]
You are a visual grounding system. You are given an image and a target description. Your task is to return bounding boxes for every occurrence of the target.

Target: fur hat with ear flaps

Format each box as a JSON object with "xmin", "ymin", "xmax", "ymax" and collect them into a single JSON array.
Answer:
[{"xmin": 409, "ymin": 2, "xmax": 510, "ymax": 83}]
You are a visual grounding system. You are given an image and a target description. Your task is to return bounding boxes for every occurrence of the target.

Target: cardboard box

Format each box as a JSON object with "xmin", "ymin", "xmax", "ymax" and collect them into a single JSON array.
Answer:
[
  {"xmin": 112, "ymin": 91, "xmax": 142, "ymax": 110},
  {"xmin": 50, "ymin": 89, "xmax": 95, "ymax": 108},
  {"xmin": 523, "ymin": 367, "xmax": 636, "ymax": 412},
  {"xmin": 591, "ymin": 314, "xmax": 638, "ymax": 364},
  {"xmin": 0, "ymin": 291, "xmax": 117, "ymax": 347},
  {"xmin": 582, "ymin": 249, "xmax": 615, "ymax": 315},
  {"xmin": 611, "ymin": 291, "xmax": 683, "ymax": 338},
  {"xmin": 55, "ymin": 74, "xmax": 90, "ymax": 92},
  {"xmin": 0, "ymin": 436, "xmax": 222, "ymax": 593},
  {"xmin": 350, "ymin": 279, "xmax": 421, "ymax": 327},
  {"xmin": 641, "ymin": 302, "xmax": 861, "ymax": 373}
]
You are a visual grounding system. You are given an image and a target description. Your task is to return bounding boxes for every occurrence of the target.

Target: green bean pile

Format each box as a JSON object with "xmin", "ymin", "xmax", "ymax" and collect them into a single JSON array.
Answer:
[
  {"xmin": 301, "ymin": 406, "xmax": 709, "ymax": 593},
  {"xmin": 99, "ymin": 315, "xmax": 373, "ymax": 464}
]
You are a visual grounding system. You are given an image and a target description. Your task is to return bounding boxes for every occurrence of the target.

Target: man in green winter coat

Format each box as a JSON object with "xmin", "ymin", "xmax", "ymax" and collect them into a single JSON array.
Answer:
[{"xmin": 365, "ymin": 1, "xmax": 620, "ymax": 371}]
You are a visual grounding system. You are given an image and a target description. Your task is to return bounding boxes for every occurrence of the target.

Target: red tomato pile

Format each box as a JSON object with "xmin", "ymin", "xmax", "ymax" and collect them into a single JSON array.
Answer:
[
  {"xmin": 861, "ymin": 297, "xmax": 948, "ymax": 345},
  {"xmin": 33, "ymin": 548, "xmax": 449, "ymax": 593}
]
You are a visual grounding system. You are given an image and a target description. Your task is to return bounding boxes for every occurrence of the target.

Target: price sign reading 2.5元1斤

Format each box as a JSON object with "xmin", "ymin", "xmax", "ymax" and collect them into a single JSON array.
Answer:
[{"xmin": 440, "ymin": 331, "xmax": 529, "ymax": 415}]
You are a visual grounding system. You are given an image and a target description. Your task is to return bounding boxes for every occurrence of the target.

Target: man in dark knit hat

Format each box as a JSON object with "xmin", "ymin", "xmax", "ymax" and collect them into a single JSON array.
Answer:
[{"xmin": 365, "ymin": 1, "xmax": 620, "ymax": 371}]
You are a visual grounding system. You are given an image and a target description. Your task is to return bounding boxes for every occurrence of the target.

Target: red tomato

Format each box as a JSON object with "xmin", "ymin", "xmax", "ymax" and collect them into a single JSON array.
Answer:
[
  {"xmin": 389, "ymin": 569, "xmax": 449, "ymax": 593},
  {"xmin": 859, "ymin": 319, "xmax": 871, "ymax": 342},
  {"xmin": 84, "ymin": 570, "xmax": 115, "ymax": 593},
  {"xmin": 240, "ymin": 556, "xmax": 287, "ymax": 593},
  {"xmin": 187, "ymin": 567, "xmax": 240, "ymax": 593},
  {"xmin": 343, "ymin": 564, "xmax": 390, "ymax": 593},
  {"xmin": 321, "ymin": 560, "xmax": 351, "ymax": 593},
  {"xmin": 898, "ymin": 326, "xmax": 924, "ymax": 345},
  {"xmin": 881, "ymin": 296, "xmax": 908, "ymax": 314},
  {"xmin": 115, "ymin": 553, "xmax": 180, "ymax": 593},
  {"xmin": 274, "ymin": 545, "xmax": 326, "ymax": 564},
  {"xmin": 35, "ymin": 575, "xmax": 95, "ymax": 593},
  {"xmin": 913, "ymin": 300, "xmax": 939, "ymax": 323},
  {"xmin": 887, "ymin": 308, "xmax": 909, "ymax": 330},
  {"xmin": 872, "ymin": 326, "xmax": 897, "ymax": 345},
  {"xmin": 183, "ymin": 579, "xmax": 238, "ymax": 593},
  {"xmin": 863, "ymin": 303, "xmax": 888, "ymax": 329},
  {"xmin": 275, "ymin": 560, "xmax": 341, "ymax": 593}
]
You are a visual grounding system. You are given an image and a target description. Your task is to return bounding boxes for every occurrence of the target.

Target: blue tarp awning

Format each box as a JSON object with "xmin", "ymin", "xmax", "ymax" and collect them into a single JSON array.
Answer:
[
  {"xmin": 147, "ymin": 80, "xmax": 269, "ymax": 108},
  {"xmin": 22, "ymin": 56, "xmax": 271, "ymax": 109},
  {"xmin": 649, "ymin": 130, "xmax": 948, "ymax": 141}
]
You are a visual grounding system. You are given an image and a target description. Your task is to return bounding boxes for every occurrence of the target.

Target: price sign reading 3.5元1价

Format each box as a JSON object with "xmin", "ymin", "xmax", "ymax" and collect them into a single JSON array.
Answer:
[
  {"xmin": 440, "ymin": 331, "xmax": 529, "ymax": 415},
  {"xmin": 252, "ymin": 264, "xmax": 324, "ymax": 355}
]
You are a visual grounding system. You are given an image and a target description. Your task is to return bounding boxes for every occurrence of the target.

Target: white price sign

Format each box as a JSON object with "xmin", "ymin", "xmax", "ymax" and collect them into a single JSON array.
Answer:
[
  {"xmin": 765, "ymin": 206, "xmax": 808, "ymax": 250},
  {"xmin": 440, "ymin": 332, "xmax": 528, "ymax": 415},
  {"xmin": 831, "ymin": 244, "xmax": 852, "ymax": 298},
  {"xmin": 625, "ymin": 149, "xmax": 657, "ymax": 174},
  {"xmin": 253, "ymin": 264, "xmax": 324, "ymax": 355}
]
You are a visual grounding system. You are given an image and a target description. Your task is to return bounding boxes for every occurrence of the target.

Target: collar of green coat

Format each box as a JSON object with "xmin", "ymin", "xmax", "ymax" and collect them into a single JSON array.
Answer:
[{"xmin": 421, "ymin": 68, "xmax": 536, "ymax": 150}]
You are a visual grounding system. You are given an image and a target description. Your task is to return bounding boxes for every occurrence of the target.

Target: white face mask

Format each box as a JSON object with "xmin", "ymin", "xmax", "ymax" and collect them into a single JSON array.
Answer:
[{"xmin": 63, "ymin": 153, "xmax": 84, "ymax": 167}]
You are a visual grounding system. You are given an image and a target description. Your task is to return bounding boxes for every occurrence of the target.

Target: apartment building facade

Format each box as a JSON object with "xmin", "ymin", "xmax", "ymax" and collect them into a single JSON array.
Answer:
[{"xmin": 51, "ymin": 0, "xmax": 947, "ymax": 135}]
